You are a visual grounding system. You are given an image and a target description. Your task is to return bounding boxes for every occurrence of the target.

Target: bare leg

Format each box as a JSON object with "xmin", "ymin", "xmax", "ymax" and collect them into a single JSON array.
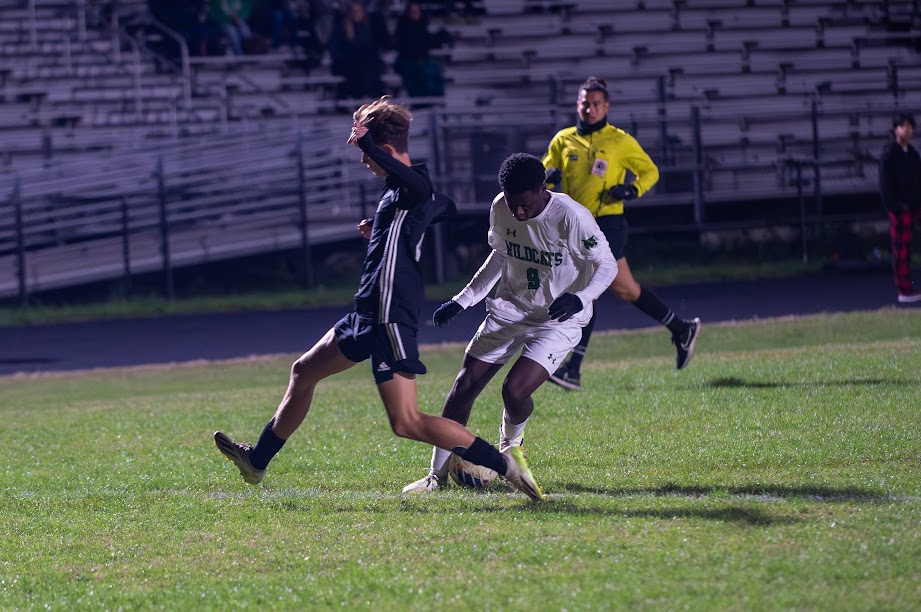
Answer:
[
  {"xmin": 440, "ymin": 354, "xmax": 504, "ymax": 424},
  {"xmin": 272, "ymin": 328, "xmax": 357, "ymax": 439},
  {"xmin": 377, "ymin": 373, "xmax": 481, "ymax": 450},
  {"xmin": 501, "ymin": 356, "xmax": 551, "ymax": 423},
  {"xmin": 610, "ymin": 255, "xmax": 689, "ymax": 338},
  {"xmin": 608, "ymin": 255, "xmax": 641, "ymax": 302}
]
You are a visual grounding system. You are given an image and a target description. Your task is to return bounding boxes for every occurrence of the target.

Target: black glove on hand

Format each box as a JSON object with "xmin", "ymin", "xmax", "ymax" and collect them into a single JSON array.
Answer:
[
  {"xmin": 608, "ymin": 184, "xmax": 639, "ymax": 202},
  {"xmin": 548, "ymin": 293, "xmax": 583, "ymax": 322},
  {"xmin": 433, "ymin": 300, "xmax": 463, "ymax": 327},
  {"xmin": 545, "ymin": 167, "xmax": 562, "ymax": 185}
]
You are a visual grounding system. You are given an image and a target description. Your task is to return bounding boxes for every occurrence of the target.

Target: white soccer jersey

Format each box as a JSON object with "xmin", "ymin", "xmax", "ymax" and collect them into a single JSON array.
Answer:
[{"xmin": 453, "ymin": 191, "xmax": 618, "ymax": 326}]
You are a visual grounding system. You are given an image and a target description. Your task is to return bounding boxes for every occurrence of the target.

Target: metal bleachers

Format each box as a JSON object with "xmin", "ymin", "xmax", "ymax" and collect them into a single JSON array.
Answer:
[{"xmin": 2, "ymin": 0, "xmax": 920, "ymax": 298}]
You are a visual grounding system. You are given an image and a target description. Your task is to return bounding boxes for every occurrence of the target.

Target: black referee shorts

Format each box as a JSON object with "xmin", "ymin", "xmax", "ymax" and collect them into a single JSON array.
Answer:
[
  {"xmin": 334, "ymin": 312, "xmax": 427, "ymax": 384},
  {"xmin": 596, "ymin": 213, "xmax": 628, "ymax": 260}
]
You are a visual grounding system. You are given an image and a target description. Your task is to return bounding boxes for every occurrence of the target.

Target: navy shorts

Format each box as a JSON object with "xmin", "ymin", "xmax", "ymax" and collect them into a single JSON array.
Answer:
[
  {"xmin": 334, "ymin": 312, "xmax": 427, "ymax": 384},
  {"xmin": 596, "ymin": 214, "xmax": 628, "ymax": 260}
]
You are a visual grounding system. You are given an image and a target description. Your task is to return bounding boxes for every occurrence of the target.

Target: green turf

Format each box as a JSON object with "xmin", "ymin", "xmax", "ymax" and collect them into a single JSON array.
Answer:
[{"xmin": 2, "ymin": 310, "xmax": 919, "ymax": 609}]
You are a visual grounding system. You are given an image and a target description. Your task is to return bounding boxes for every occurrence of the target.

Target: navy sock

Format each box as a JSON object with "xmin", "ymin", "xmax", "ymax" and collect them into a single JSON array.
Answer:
[
  {"xmin": 249, "ymin": 418, "xmax": 286, "ymax": 470},
  {"xmin": 566, "ymin": 312, "xmax": 596, "ymax": 373},
  {"xmin": 634, "ymin": 287, "xmax": 685, "ymax": 335},
  {"xmin": 456, "ymin": 437, "xmax": 507, "ymax": 475}
]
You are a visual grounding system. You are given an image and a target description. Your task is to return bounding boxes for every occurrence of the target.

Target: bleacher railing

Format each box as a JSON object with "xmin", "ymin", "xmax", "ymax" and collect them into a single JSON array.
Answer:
[
  {"xmin": 1, "ymin": 98, "xmax": 894, "ymax": 305},
  {"xmin": 0, "ymin": 123, "xmax": 381, "ymax": 304}
]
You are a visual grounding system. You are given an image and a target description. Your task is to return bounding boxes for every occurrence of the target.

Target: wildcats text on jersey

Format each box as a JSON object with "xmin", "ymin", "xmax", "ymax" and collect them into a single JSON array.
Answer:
[{"xmin": 504, "ymin": 239, "xmax": 563, "ymax": 267}]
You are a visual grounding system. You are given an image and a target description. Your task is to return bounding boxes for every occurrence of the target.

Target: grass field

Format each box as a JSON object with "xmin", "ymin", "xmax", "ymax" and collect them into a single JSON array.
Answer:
[{"xmin": 2, "ymin": 309, "xmax": 919, "ymax": 609}]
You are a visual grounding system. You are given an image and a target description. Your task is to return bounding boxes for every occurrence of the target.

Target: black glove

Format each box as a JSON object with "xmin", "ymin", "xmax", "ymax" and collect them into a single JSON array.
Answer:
[
  {"xmin": 608, "ymin": 184, "xmax": 639, "ymax": 202},
  {"xmin": 545, "ymin": 167, "xmax": 562, "ymax": 185},
  {"xmin": 433, "ymin": 300, "xmax": 463, "ymax": 327},
  {"xmin": 548, "ymin": 293, "xmax": 583, "ymax": 322}
]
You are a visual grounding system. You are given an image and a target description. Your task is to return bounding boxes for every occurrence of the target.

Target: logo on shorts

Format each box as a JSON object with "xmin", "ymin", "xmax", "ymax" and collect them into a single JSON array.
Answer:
[
  {"xmin": 583, "ymin": 236, "xmax": 598, "ymax": 249},
  {"xmin": 377, "ymin": 362, "xmax": 391, "ymax": 372},
  {"xmin": 548, "ymin": 354, "xmax": 557, "ymax": 364},
  {"xmin": 506, "ymin": 228, "xmax": 516, "ymax": 237}
]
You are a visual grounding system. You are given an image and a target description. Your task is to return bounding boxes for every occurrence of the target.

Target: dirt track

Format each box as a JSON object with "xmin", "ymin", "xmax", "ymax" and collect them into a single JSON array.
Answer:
[{"xmin": 0, "ymin": 269, "xmax": 914, "ymax": 376}]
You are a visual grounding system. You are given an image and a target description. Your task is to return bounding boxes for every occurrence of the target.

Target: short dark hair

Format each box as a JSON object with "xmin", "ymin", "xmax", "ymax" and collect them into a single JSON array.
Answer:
[
  {"xmin": 498, "ymin": 153, "xmax": 546, "ymax": 194},
  {"xmin": 892, "ymin": 112, "xmax": 916, "ymax": 130},
  {"xmin": 579, "ymin": 76, "xmax": 609, "ymax": 101},
  {"xmin": 353, "ymin": 96, "xmax": 412, "ymax": 152}
]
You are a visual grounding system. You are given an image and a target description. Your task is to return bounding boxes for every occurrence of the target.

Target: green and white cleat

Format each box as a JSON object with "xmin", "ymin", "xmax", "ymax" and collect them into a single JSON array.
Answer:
[
  {"xmin": 213, "ymin": 431, "xmax": 265, "ymax": 485},
  {"xmin": 401, "ymin": 472, "xmax": 446, "ymax": 494},
  {"xmin": 498, "ymin": 435, "xmax": 523, "ymax": 453},
  {"xmin": 501, "ymin": 446, "xmax": 544, "ymax": 501}
]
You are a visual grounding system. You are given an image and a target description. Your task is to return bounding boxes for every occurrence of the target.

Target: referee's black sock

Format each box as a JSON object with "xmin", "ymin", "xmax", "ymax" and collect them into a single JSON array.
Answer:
[
  {"xmin": 456, "ymin": 437, "xmax": 506, "ymax": 475},
  {"xmin": 565, "ymin": 311, "xmax": 597, "ymax": 373},
  {"xmin": 250, "ymin": 418, "xmax": 286, "ymax": 470},
  {"xmin": 633, "ymin": 287, "xmax": 686, "ymax": 336}
]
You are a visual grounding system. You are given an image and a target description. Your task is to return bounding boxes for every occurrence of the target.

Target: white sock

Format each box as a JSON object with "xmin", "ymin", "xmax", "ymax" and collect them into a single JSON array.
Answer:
[
  {"xmin": 500, "ymin": 410, "xmax": 528, "ymax": 445},
  {"xmin": 431, "ymin": 446, "xmax": 451, "ymax": 477}
]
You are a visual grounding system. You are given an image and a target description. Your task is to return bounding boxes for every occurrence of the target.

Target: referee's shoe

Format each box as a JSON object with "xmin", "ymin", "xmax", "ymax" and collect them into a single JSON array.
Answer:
[
  {"xmin": 673, "ymin": 318, "xmax": 701, "ymax": 370},
  {"xmin": 548, "ymin": 364, "xmax": 582, "ymax": 391}
]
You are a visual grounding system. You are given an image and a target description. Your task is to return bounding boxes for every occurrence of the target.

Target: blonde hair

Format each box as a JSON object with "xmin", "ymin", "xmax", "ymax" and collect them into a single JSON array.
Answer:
[{"xmin": 353, "ymin": 96, "xmax": 413, "ymax": 152}]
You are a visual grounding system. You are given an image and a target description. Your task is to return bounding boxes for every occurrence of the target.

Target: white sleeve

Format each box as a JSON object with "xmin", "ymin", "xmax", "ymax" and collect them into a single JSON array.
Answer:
[
  {"xmin": 453, "ymin": 249, "xmax": 505, "ymax": 309},
  {"xmin": 567, "ymin": 208, "xmax": 618, "ymax": 308},
  {"xmin": 574, "ymin": 251, "xmax": 617, "ymax": 308}
]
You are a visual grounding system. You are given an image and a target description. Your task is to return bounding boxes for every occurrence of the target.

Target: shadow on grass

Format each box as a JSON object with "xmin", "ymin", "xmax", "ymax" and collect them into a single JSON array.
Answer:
[
  {"xmin": 706, "ymin": 376, "xmax": 919, "ymax": 389},
  {"xmin": 395, "ymin": 493, "xmax": 794, "ymax": 525},
  {"xmin": 558, "ymin": 482, "xmax": 888, "ymax": 503},
  {"xmin": 555, "ymin": 503, "xmax": 786, "ymax": 525},
  {"xmin": 487, "ymin": 481, "xmax": 893, "ymax": 525}
]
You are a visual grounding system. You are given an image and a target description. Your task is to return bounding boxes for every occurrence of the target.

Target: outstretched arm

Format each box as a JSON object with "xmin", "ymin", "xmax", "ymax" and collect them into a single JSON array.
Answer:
[
  {"xmin": 453, "ymin": 249, "xmax": 504, "ymax": 309},
  {"xmin": 353, "ymin": 130, "xmax": 431, "ymax": 205}
]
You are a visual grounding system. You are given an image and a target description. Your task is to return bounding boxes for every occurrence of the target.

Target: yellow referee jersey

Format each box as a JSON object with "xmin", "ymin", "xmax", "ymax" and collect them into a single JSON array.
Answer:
[{"xmin": 542, "ymin": 124, "xmax": 659, "ymax": 217}]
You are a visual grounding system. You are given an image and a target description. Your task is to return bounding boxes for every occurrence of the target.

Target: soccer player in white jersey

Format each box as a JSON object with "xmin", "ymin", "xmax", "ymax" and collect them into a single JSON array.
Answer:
[{"xmin": 403, "ymin": 152, "xmax": 619, "ymax": 493}]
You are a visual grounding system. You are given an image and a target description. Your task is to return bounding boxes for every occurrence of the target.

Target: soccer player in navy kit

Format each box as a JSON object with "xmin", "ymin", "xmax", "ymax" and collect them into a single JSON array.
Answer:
[
  {"xmin": 214, "ymin": 97, "xmax": 543, "ymax": 500},
  {"xmin": 403, "ymin": 153, "xmax": 618, "ymax": 493}
]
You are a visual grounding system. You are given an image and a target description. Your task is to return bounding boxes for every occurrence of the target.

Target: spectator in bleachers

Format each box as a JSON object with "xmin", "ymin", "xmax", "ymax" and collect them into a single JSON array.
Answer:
[
  {"xmin": 879, "ymin": 112, "xmax": 921, "ymax": 304},
  {"xmin": 269, "ymin": 0, "xmax": 301, "ymax": 52},
  {"xmin": 210, "ymin": 0, "xmax": 255, "ymax": 55},
  {"xmin": 309, "ymin": 0, "xmax": 336, "ymax": 48},
  {"xmin": 440, "ymin": 0, "xmax": 478, "ymax": 21},
  {"xmin": 148, "ymin": 0, "xmax": 213, "ymax": 57},
  {"xmin": 188, "ymin": 0, "xmax": 217, "ymax": 56},
  {"xmin": 543, "ymin": 76, "xmax": 700, "ymax": 391},
  {"xmin": 89, "ymin": 0, "xmax": 120, "ymax": 30},
  {"xmin": 294, "ymin": 0, "xmax": 328, "ymax": 67},
  {"xmin": 327, "ymin": 2, "xmax": 386, "ymax": 99},
  {"xmin": 393, "ymin": 2, "xmax": 448, "ymax": 98},
  {"xmin": 251, "ymin": 0, "xmax": 325, "ymax": 61},
  {"xmin": 366, "ymin": 0, "xmax": 394, "ymax": 51}
]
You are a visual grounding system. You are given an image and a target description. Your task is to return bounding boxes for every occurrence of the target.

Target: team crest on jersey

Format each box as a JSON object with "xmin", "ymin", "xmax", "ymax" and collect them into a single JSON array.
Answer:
[{"xmin": 583, "ymin": 236, "xmax": 598, "ymax": 249}]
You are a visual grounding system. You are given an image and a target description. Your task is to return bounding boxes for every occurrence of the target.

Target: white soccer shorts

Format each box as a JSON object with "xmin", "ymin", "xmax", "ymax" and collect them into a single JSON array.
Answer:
[{"xmin": 465, "ymin": 313, "xmax": 584, "ymax": 375}]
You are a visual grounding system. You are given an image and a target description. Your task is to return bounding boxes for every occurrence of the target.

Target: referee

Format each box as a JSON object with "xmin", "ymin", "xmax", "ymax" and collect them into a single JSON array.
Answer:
[{"xmin": 543, "ymin": 76, "xmax": 701, "ymax": 390}]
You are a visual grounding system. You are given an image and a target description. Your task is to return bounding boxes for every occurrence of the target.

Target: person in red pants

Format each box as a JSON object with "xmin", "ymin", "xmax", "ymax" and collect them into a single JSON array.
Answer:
[{"xmin": 879, "ymin": 112, "xmax": 921, "ymax": 304}]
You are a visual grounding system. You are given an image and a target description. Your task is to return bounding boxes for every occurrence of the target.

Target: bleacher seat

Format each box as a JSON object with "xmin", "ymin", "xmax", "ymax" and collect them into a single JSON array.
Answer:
[{"xmin": 1, "ymin": 0, "xmax": 919, "ymax": 296}]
